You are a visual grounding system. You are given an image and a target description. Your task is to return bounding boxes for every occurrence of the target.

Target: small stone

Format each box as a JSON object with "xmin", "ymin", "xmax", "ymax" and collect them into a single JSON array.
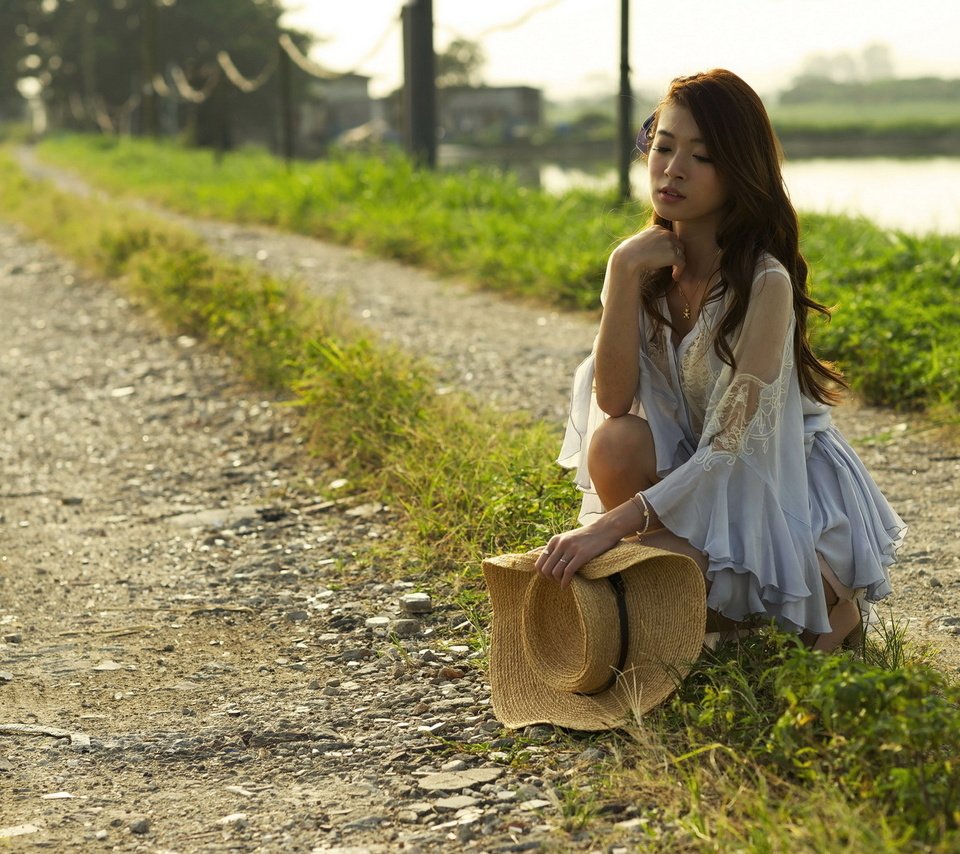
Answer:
[
  {"xmin": 418, "ymin": 768, "xmax": 502, "ymax": 792},
  {"xmin": 520, "ymin": 799, "xmax": 552, "ymax": 811},
  {"xmin": 91, "ymin": 660, "xmax": 123, "ymax": 671},
  {"xmin": 523, "ymin": 724, "xmax": 554, "ymax": 741},
  {"xmin": 391, "ymin": 618, "xmax": 420, "ymax": 637},
  {"xmin": 929, "ymin": 577, "xmax": 943, "ymax": 588},
  {"xmin": 342, "ymin": 815, "xmax": 386, "ymax": 830},
  {"xmin": 496, "ymin": 790, "xmax": 517, "ymax": 802},
  {"xmin": 61, "ymin": 497, "xmax": 83, "ymax": 506},
  {"xmin": 339, "ymin": 648, "xmax": 373, "ymax": 662},
  {"xmin": 439, "ymin": 666, "xmax": 465, "ymax": 680},
  {"xmin": 3, "ymin": 633, "xmax": 23, "ymax": 644},
  {"xmin": 365, "ymin": 616, "xmax": 391, "ymax": 629},
  {"xmin": 216, "ymin": 813, "xmax": 248, "ymax": 827},
  {"xmin": 515, "ymin": 784, "xmax": 544, "ymax": 800},
  {"xmin": 285, "ymin": 610, "xmax": 309, "ymax": 623},
  {"xmin": 129, "ymin": 818, "xmax": 150, "ymax": 835},
  {"xmin": 435, "ymin": 795, "xmax": 478, "ymax": 811},
  {"xmin": 441, "ymin": 759, "xmax": 469, "ymax": 772},
  {"xmin": 577, "ymin": 747, "xmax": 606, "ymax": 762},
  {"xmin": 401, "ymin": 592, "xmax": 433, "ymax": 614},
  {"xmin": 94, "ymin": 830, "xmax": 108, "ymax": 840},
  {"xmin": 0, "ymin": 672, "xmax": 13, "ymax": 683}
]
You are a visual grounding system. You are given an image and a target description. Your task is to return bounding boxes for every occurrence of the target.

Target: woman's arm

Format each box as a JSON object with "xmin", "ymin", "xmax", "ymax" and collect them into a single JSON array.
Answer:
[{"xmin": 594, "ymin": 227, "xmax": 685, "ymax": 416}]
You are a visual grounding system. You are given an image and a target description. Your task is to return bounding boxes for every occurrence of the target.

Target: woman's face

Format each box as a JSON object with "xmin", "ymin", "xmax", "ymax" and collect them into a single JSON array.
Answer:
[{"xmin": 647, "ymin": 102, "xmax": 728, "ymax": 228}]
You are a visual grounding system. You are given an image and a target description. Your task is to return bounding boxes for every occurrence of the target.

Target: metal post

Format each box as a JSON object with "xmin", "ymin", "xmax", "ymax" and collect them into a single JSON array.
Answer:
[
  {"xmin": 278, "ymin": 35, "xmax": 294, "ymax": 165},
  {"xmin": 402, "ymin": 0, "xmax": 436, "ymax": 168},
  {"xmin": 142, "ymin": 0, "xmax": 158, "ymax": 136},
  {"xmin": 617, "ymin": 0, "xmax": 633, "ymax": 202}
]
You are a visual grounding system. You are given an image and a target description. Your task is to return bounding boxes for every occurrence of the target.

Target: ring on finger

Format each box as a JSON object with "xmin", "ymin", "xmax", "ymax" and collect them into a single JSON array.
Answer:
[{"xmin": 559, "ymin": 556, "xmax": 570, "ymax": 563}]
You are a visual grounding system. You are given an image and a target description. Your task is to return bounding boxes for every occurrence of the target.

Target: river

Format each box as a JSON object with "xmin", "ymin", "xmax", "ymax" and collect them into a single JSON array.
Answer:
[{"xmin": 538, "ymin": 157, "xmax": 960, "ymax": 236}]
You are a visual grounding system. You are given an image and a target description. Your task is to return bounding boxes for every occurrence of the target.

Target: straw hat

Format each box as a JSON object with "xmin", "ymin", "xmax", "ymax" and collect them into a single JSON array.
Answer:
[{"xmin": 482, "ymin": 540, "xmax": 706, "ymax": 731}]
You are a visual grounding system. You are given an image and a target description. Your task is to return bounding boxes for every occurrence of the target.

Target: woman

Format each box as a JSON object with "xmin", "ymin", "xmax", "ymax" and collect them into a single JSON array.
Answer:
[{"xmin": 535, "ymin": 69, "xmax": 905, "ymax": 651}]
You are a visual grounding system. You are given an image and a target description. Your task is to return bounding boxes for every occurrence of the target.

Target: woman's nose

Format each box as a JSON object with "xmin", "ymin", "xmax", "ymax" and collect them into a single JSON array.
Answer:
[{"xmin": 664, "ymin": 155, "xmax": 686, "ymax": 179}]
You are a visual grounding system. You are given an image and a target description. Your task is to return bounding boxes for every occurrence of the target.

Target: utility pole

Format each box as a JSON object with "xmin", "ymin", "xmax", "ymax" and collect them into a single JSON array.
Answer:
[
  {"xmin": 401, "ymin": 0, "xmax": 436, "ymax": 168},
  {"xmin": 142, "ymin": 0, "xmax": 158, "ymax": 136},
  {"xmin": 617, "ymin": 0, "xmax": 633, "ymax": 202},
  {"xmin": 278, "ymin": 34, "xmax": 294, "ymax": 165}
]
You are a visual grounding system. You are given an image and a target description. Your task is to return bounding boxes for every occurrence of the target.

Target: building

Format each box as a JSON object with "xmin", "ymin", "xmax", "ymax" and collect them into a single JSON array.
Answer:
[
  {"xmin": 299, "ymin": 73, "xmax": 373, "ymax": 153},
  {"xmin": 438, "ymin": 85, "xmax": 542, "ymax": 142}
]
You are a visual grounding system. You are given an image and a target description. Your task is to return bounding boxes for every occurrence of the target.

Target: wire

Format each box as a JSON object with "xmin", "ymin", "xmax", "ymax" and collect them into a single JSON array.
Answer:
[
  {"xmin": 279, "ymin": 32, "xmax": 340, "ymax": 79},
  {"xmin": 217, "ymin": 50, "xmax": 277, "ymax": 92},
  {"xmin": 170, "ymin": 63, "xmax": 221, "ymax": 103},
  {"xmin": 441, "ymin": 0, "xmax": 564, "ymax": 41}
]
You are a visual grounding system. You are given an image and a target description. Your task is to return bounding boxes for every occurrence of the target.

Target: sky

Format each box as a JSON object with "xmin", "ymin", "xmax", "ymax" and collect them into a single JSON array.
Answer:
[{"xmin": 279, "ymin": 0, "xmax": 960, "ymax": 101}]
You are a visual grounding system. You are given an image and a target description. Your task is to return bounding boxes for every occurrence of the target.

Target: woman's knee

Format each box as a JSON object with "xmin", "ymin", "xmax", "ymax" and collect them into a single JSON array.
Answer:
[{"xmin": 588, "ymin": 415, "xmax": 656, "ymax": 479}]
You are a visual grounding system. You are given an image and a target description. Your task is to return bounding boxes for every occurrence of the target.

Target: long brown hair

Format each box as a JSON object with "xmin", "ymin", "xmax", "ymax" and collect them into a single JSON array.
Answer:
[{"xmin": 639, "ymin": 69, "xmax": 845, "ymax": 405}]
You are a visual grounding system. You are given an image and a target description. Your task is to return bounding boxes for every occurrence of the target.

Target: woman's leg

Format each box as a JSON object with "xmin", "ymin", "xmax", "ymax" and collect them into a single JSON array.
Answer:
[
  {"xmin": 588, "ymin": 414, "xmax": 709, "ymax": 573},
  {"xmin": 808, "ymin": 554, "xmax": 862, "ymax": 652}
]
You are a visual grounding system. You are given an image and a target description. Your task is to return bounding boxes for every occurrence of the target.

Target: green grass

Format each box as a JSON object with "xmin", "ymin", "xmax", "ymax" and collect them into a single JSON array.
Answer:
[
  {"xmin": 4, "ymin": 147, "xmax": 960, "ymax": 851},
  {"xmin": 33, "ymin": 133, "xmax": 960, "ymax": 413}
]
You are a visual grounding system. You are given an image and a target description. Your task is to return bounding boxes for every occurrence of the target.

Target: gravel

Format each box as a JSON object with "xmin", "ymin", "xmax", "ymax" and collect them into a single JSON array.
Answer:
[{"xmin": 3, "ymin": 154, "xmax": 960, "ymax": 851}]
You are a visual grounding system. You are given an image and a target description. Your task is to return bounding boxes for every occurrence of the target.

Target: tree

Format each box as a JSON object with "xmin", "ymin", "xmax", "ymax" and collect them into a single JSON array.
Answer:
[
  {"xmin": 0, "ymin": 0, "xmax": 314, "ymax": 149},
  {"xmin": 435, "ymin": 37, "xmax": 485, "ymax": 88}
]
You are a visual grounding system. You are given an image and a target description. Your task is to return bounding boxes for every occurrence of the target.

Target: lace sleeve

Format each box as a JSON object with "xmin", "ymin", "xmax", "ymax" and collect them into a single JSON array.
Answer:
[{"xmin": 701, "ymin": 268, "xmax": 794, "ymax": 463}]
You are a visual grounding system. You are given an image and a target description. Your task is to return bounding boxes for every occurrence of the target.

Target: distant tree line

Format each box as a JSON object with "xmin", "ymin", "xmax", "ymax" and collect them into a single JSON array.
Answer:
[
  {"xmin": 2, "ymin": 0, "xmax": 315, "ymax": 149},
  {"xmin": 781, "ymin": 76, "xmax": 960, "ymax": 105}
]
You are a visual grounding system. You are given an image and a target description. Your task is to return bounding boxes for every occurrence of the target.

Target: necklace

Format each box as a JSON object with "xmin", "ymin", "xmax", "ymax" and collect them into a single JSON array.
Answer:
[{"xmin": 676, "ymin": 248, "xmax": 722, "ymax": 320}]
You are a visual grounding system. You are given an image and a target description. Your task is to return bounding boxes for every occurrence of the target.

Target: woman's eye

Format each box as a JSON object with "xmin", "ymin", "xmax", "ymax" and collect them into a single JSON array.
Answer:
[
  {"xmin": 694, "ymin": 155, "xmax": 713, "ymax": 163},
  {"xmin": 651, "ymin": 146, "xmax": 670, "ymax": 153}
]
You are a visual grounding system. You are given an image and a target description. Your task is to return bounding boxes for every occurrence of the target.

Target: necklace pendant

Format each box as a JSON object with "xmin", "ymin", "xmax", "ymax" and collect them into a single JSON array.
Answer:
[{"xmin": 682, "ymin": 305, "xmax": 691, "ymax": 319}]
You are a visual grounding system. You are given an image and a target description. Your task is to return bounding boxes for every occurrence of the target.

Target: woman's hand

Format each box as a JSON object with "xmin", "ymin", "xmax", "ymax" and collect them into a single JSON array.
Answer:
[
  {"xmin": 609, "ymin": 225, "xmax": 686, "ymax": 284},
  {"xmin": 534, "ymin": 522, "xmax": 625, "ymax": 589}
]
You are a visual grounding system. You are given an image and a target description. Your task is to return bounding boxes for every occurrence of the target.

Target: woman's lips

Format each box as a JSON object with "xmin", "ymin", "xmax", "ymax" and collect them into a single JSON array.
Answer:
[{"xmin": 658, "ymin": 186, "xmax": 686, "ymax": 202}]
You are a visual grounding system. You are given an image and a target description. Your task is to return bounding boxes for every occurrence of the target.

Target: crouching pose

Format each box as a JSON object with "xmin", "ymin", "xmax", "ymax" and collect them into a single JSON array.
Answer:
[{"xmin": 536, "ymin": 69, "xmax": 905, "ymax": 652}]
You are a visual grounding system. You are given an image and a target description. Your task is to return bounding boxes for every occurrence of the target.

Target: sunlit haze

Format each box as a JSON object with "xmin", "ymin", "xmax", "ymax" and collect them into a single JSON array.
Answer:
[{"xmin": 280, "ymin": 0, "xmax": 960, "ymax": 100}]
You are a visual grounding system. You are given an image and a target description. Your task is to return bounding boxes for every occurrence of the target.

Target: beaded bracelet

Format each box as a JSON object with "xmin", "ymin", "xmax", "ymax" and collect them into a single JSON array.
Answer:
[{"xmin": 629, "ymin": 491, "xmax": 651, "ymax": 540}]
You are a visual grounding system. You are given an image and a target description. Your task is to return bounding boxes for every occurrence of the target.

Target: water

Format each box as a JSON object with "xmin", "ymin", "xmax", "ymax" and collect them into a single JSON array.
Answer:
[{"xmin": 540, "ymin": 158, "xmax": 960, "ymax": 236}]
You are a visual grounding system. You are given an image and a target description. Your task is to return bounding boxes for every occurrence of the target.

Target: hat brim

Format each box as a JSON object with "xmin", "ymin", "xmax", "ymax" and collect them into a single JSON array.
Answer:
[{"xmin": 483, "ymin": 541, "xmax": 706, "ymax": 731}]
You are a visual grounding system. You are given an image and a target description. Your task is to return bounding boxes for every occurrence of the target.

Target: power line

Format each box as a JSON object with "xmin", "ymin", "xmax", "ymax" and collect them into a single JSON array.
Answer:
[{"xmin": 439, "ymin": 0, "xmax": 565, "ymax": 41}]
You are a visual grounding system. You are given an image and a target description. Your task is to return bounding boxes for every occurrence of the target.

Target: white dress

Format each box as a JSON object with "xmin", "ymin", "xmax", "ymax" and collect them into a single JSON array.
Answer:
[{"xmin": 558, "ymin": 253, "xmax": 906, "ymax": 635}]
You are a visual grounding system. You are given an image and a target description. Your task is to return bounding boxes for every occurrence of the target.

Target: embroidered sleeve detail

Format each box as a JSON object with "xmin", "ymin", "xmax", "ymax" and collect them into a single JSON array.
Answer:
[{"xmin": 705, "ymin": 368, "xmax": 788, "ymax": 458}]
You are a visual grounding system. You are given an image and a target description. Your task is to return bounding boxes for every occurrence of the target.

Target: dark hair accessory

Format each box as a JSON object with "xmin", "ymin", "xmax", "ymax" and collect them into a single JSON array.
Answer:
[{"xmin": 636, "ymin": 113, "xmax": 656, "ymax": 155}]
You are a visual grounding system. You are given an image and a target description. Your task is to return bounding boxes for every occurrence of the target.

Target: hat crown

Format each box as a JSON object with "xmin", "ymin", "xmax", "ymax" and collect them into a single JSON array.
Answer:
[{"xmin": 521, "ymin": 575, "xmax": 623, "ymax": 694}]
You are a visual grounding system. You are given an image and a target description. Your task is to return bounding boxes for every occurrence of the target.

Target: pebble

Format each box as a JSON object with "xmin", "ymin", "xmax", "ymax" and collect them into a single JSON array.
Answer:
[
  {"xmin": 401, "ymin": 592, "xmax": 433, "ymax": 614},
  {"xmin": 418, "ymin": 768, "xmax": 503, "ymax": 792},
  {"xmin": 435, "ymin": 795, "xmax": 478, "ymax": 811},
  {"xmin": 3, "ymin": 634, "xmax": 22, "ymax": 644},
  {"xmin": 129, "ymin": 818, "xmax": 151, "ymax": 835},
  {"xmin": 391, "ymin": 618, "xmax": 420, "ymax": 637}
]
